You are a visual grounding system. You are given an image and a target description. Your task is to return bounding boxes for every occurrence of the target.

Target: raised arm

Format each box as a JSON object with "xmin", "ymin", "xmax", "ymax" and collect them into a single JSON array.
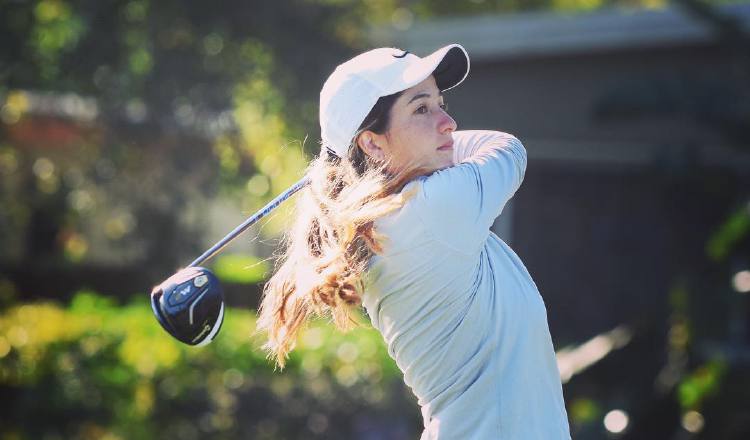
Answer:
[{"xmin": 417, "ymin": 130, "xmax": 527, "ymax": 255}]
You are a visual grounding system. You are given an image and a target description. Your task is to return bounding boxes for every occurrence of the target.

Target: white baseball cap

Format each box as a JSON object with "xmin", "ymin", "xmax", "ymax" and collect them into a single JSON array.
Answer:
[{"xmin": 319, "ymin": 44, "xmax": 470, "ymax": 158}]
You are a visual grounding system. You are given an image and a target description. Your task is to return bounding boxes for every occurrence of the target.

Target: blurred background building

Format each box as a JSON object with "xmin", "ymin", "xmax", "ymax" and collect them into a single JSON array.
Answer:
[{"xmin": 374, "ymin": 0, "xmax": 750, "ymax": 346}]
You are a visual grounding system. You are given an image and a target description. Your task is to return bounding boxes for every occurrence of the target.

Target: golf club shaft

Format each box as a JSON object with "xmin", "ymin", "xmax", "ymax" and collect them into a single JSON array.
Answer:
[{"xmin": 188, "ymin": 175, "xmax": 311, "ymax": 268}]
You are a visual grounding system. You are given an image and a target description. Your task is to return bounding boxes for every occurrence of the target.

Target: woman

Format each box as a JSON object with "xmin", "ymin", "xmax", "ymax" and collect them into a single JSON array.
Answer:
[{"xmin": 257, "ymin": 44, "xmax": 571, "ymax": 439}]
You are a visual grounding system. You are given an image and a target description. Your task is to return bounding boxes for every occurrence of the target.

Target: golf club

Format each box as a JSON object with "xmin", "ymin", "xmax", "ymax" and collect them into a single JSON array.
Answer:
[{"xmin": 150, "ymin": 175, "xmax": 310, "ymax": 346}]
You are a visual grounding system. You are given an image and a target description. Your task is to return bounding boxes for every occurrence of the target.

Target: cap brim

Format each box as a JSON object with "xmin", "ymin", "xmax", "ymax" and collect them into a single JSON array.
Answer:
[{"xmin": 402, "ymin": 44, "xmax": 470, "ymax": 93}]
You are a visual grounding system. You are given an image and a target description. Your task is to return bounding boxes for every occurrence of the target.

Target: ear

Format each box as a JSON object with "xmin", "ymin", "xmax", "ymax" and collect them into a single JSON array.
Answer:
[{"xmin": 356, "ymin": 130, "xmax": 387, "ymax": 162}]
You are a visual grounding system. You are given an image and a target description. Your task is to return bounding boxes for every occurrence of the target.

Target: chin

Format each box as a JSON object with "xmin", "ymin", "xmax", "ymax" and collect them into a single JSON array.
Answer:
[
  {"xmin": 441, "ymin": 158, "xmax": 456, "ymax": 169},
  {"xmin": 434, "ymin": 162, "xmax": 453, "ymax": 172}
]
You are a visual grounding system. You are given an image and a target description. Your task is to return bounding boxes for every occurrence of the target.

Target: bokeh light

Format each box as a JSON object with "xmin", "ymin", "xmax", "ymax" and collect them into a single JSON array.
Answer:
[
  {"xmin": 732, "ymin": 270, "xmax": 750, "ymax": 293},
  {"xmin": 681, "ymin": 410, "xmax": 705, "ymax": 433},
  {"xmin": 603, "ymin": 409, "xmax": 629, "ymax": 434}
]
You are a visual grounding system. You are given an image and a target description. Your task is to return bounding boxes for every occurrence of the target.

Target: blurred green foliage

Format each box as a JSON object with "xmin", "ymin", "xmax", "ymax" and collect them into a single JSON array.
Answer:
[
  {"xmin": 677, "ymin": 360, "xmax": 728, "ymax": 410},
  {"xmin": 707, "ymin": 203, "xmax": 750, "ymax": 261},
  {"xmin": 0, "ymin": 291, "xmax": 413, "ymax": 439},
  {"xmin": 569, "ymin": 397, "xmax": 602, "ymax": 425},
  {"xmin": 212, "ymin": 254, "xmax": 269, "ymax": 285},
  {"xmin": 0, "ymin": 0, "xmax": 353, "ymax": 270}
]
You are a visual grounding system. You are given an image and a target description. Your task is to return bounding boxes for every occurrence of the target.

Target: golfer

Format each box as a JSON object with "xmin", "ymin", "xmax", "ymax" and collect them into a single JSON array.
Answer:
[{"xmin": 257, "ymin": 44, "xmax": 571, "ymax": 439}]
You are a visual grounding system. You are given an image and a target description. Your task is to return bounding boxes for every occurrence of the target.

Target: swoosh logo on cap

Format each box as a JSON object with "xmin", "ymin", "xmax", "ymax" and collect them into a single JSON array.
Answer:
[{"xmin": 392, "ymin": 50, "xmax": 410, "ymax": 58}]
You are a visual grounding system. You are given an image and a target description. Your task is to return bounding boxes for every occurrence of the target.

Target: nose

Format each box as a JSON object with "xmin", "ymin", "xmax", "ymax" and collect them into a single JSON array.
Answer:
[{"xmin": 438, "ymin": 108, "xmax": 457, "ymax": 134}]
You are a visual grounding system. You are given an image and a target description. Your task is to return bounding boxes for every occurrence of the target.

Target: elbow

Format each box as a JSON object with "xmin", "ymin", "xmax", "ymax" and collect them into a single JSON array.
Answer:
[
  {"xmin": 496, "ymin": 131, "xmax": 526, "ymax": 154},
  {"xmin": 484, "ymin": 130, "xmax": 527, "ymax": 176},
  {"xmin": 506, "ymin": 134, "xmax": 528, "ymax": 178}
]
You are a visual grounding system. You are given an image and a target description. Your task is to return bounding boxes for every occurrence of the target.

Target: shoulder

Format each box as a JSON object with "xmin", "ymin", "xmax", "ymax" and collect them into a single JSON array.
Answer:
[
  {"xmin": 373, "ymin": 177, "xmax": 430, "ymax": 238},
  {"xmin": 417, "ymin": 162, "xmax": 479, "ymax": 209}
]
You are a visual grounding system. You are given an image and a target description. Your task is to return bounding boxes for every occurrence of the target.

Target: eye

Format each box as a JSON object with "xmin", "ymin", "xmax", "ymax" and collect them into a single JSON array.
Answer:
[
  {"xmin": 439, "ymin": 102, "xmax": 448, "ymax": 111},
  {"xmin": 414, "ymin": 104, "xmax": 428, "ymax": 115}
]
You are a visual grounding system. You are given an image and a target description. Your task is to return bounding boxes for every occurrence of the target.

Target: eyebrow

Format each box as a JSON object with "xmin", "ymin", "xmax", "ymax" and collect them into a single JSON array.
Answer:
[{"xmin": 407, "ymin": 91, "xmax": 443, "ymax": 105}]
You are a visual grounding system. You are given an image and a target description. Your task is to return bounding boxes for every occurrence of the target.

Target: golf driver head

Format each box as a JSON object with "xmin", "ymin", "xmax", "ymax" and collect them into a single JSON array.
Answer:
[{"xmin": 150, "ymin": 267, "xmax": 224, "ymax": 346}]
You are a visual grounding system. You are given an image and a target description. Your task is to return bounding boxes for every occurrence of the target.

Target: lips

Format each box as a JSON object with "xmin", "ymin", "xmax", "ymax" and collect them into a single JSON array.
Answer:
[{"xmin": 437, "ymin": 141, "xmax": 454, "ymax": 151}]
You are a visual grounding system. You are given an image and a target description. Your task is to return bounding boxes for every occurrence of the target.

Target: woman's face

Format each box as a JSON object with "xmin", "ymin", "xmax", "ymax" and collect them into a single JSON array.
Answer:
[{"xmin": 358, "ymin": 75, "xmax": 457, "ymax": 174}]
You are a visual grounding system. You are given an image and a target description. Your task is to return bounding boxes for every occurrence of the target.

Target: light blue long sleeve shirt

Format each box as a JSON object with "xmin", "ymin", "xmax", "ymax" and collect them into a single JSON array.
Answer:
[{"xmin": 363, "ymin": 130, "xmax": 571, "ymax": 439}]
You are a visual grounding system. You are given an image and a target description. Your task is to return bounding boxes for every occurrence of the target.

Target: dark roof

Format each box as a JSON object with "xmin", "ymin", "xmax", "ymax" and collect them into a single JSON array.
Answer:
[{"xmin": 371, "ymin": 3, "xmax": 750, "ymax": 60}]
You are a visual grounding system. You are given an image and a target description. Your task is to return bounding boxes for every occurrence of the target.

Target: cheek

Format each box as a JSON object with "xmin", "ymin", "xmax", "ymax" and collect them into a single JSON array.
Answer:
[{"xmin": 390, "ymin": 119, "xmax": 431, "ymax": 154}]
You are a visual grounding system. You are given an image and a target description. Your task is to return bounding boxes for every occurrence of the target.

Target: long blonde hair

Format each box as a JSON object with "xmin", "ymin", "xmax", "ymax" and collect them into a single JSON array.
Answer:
[{"xmin": 256, "ymin": 93, "xmax": 432, "ymax": 368}]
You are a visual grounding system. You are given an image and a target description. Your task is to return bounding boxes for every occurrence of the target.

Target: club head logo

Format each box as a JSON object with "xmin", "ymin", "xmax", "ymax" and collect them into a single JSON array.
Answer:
[{"xmin": 191, "ymin": 320, "xmax": 212, "ymax": 343}]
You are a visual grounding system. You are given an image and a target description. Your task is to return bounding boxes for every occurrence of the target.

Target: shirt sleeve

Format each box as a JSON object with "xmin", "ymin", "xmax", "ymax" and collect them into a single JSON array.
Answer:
[{"xmin": 417, "ymin": 130, "xmax": 527, "ymax": 255}]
